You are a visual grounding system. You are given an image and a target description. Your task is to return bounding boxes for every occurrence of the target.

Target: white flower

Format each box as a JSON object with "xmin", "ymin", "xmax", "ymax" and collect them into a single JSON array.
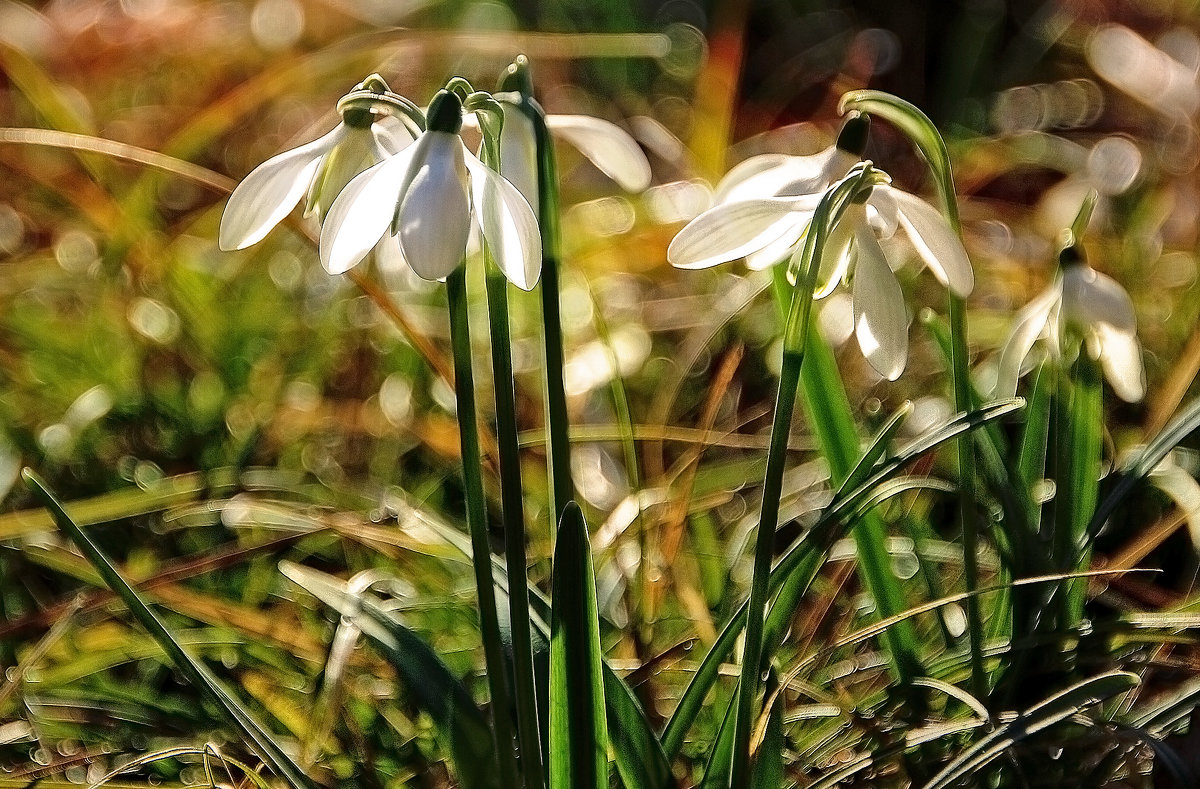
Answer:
[
  {"xmin": 994, "ymin": 259, "xmax": 1145, "ymax": 402},
  {"xmin": 319, "ymin": 90, "xmax": 541, "ymax": 291},
  {"xmin": 669, "ymin": 179, "xmax": 973, "ymax": 380},
  {"xmin": 219, "ymin": 82, "xmax": 414, "ymax": 252}
]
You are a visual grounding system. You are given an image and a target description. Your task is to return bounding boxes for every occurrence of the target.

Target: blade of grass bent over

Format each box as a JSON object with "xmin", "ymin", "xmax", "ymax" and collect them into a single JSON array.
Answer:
[
  {"xmin": 22, "ymin": 470, "xmax": 316, "ymax": 789},
  {"xmin": 549, "ymin": 502, "xmax": 609, "ymax": 789}
]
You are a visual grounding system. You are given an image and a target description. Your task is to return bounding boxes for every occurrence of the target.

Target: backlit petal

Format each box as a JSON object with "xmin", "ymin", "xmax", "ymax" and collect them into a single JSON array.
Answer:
[
  {"xmin": 1094, "ymin": 323, "xmax": 1146, "ymax": 402},
  {"xmin": 1061, "ymin": 265, "xmax": 1137, "ymax": 334},
  {"xmin": 993, "ymin": 280, "xmax": 1062, "ymax": 398},
  {"xmin": 219, "ymin": 124, "xmax": 343, "ymax": 251},
  {"xmin": 852, "ymin": 224, "xmax": 908, "ymax": 380},
  {"xmin": 716, "ymin": 147, "xmax": 854, "ymax": 204},
  {"xmin": 500, "ymin": 104, "xmax": 540, "ymax": 209},
  {"xmin": 882, "ymin": 185, "xmax": 974, "ymax": 297},
  {"xmin": 464, "ymin": 147, "xmax": 542, "ymax": 291},
  {"xmin": 319, "ymin": 143, "xmax": 417, "ymax": 275},
  {"xmin": 398, "ymin": 133, "xmax": 471, "ymax": 282},
  {"xmin": 812, "ymin": 207, "xmax": 856, "ymax": 297},
  {"xmin": 547, "ymin": 114, "xmax": 652, "ymax": 192},
  {"xmin": 668, "ymin": 196, "xmax": 817, "ymax": 270}
]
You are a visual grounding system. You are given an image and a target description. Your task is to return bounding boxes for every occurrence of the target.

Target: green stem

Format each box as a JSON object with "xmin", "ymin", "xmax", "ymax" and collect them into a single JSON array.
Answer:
[
  {"xmin": 480, "ymin": 116, "xmax": 545, "ymax": 789},
  {"xmin": 532, "ymin": 107, "xmax": 574, "ymax": 523},
  {"xmin": 446, "ymin": 269, "xmax": 521, "ymax": 789},
  {"xmin": 1057, "ymin": 353, "xmax": 1103, "ymax": 630}
]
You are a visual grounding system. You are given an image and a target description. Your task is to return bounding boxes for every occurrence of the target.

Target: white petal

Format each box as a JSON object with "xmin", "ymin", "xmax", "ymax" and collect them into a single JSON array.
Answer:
[
  {"xmin": 716, "ymin": 147, "xmax": 851, "ymax": 204},
  {"xmin": 305, "ymin": 125, "xmax": 381, "ymax": 220},
  {"xmin": 812, "ymin": 207, "xmax": 856, "ymax": 297},
  {"xmin": 500, "ymin": 105, "xmax": 540, "ymax": 210},
  {"xmin": 398, "ymin": 133, "xmax": 472, "ymax": 282},
  {"xmin": 219, "ymin": 125, "xmax": 343, "ymax": 251},
  {"xmin": 992, "ymin": 281, "xmax": 1062, "ymax": 398},
  {"xmin": 667, "ymin": 196, "xmax": 817, "ymax": 270},
  {"xmin": 852, "ymin": 224, "xmax": 908, "ymax": 380},
  {"xmin": 372, "ymin": 115, "xmax": 417, "ymax": 156},
  {"xmin": 1094, "ymin": 323, "xmax": 1146, "ymax": 402},
  {"xmin": 881, "ymin": 185, "xmax": 974, "ymax": 297},
  {"xmin": 464, "ymin": 146, "xmax": 542, "ymax": 291},
  {"xmin": 1061, "ymin": 265, "xmax": 1137, "ymax": 334},
  {"xmin": 319, "ymin": 143, "xmax": 418, "ymax": 275},
  {"xmin": 547, "ymin": 114, "xmax": 652, "ymax": 192},
  {"xmin": 745, "ymin": 223, "xmax": 806, "ymax": 270}
]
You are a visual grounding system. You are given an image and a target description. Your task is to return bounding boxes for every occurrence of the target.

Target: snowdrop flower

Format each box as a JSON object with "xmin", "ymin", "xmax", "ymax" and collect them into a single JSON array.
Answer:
[
  {"xmin": 218, "ymin": 75, "xmax": 418, "ymax": 251},
  {"xmin": 466, "ymin": 56, "xmax": 651, "ymax": 211},
  {"xmin": 319, "ymin": 89, "xmax": 541, "ymax": 290},
  {"xmin": 670, "ymin": 167, "xmax": 973, "ymax": 380},
  {"xmin": 994, "ymin": 242, "xmax": 1145, "ymax": 402}
]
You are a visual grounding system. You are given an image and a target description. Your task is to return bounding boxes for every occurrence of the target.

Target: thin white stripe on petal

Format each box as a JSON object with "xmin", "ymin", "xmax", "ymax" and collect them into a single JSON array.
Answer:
[
  {"xmin": 219, "ymin": 124, "xmax": 344, "ymax": 251},
  {"xmin": 319, "ymin": 143, "xmax": 417, "ymax": 275},
  {"xmin": 668, "ymin": 196, "xmax": 817, "ymax": 270},
  {"xmin": 993, "ymin": 280, "xmax": 1062, "ymax": 398},
  {"xmin": 882, "ymin": 185, "xmax": 974, "ymax": 297},
  {"xmin": 546, "ymin": 114, "xmax": 652, "ymax": 192},
  {"xmin": 852, "ymin": 223, "xmax": 909, "ymax": 380},
  {"xmin": 464, "ymin": 147, "xmax": 542, "ymax": 291}
]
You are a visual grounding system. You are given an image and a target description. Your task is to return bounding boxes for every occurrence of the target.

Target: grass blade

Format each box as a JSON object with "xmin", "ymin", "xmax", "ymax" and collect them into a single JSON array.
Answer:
[
  {"xmin": 923, "ymin": 671, "xmax": 1138, "ymax": 789},
  {"xmin": 602, "ymin": 666, "xmax": 674, "ymax": 789},
  {"xmin": 22, "ymin": 470, "xmax": 316, "ymax": 789},
  {"xmin": 549, "ymin": 502, "xmax": 609, "ymax": 789},
  {"xmin": 278, "ymin": 562, "xmax": 500, "ymax": 789}
]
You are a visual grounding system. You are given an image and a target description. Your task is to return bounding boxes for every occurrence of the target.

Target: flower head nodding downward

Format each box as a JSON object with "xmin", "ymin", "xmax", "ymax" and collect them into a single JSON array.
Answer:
[
  {"xmin": 319, "ymin": 89, "xmax": 541, "ymax": 290},
  {"xmin": 669, "ymin": 150, "xmax": 973, "ymax": 380},
  {"xmin": 994, "ymin": 228, "xmax": 1145, "ymax": 403},
  {"xmin": 473, "ymin": 56, "xmax": 651, "ymax": 211},
  {"xmin": 218, "ymin": 74, "xmax": 419, "ymax": 252}
]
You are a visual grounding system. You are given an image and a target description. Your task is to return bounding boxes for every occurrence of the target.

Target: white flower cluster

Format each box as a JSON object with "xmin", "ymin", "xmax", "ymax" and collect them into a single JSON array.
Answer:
[{"xmin": 219, "ymin": 71, "xmax": 649, "ymax": 292}]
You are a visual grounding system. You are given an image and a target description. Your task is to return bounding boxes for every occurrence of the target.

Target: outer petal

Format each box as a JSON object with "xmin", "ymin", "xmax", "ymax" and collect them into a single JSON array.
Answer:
[
  {"xmin": 546, "ymin": 114, "xmax": 652, "ymax": 192},
  {"xmin": 1093, "ymin": 323, "xmax": 1146, "ymax": 402},
  {"xmin": 745, "ymin": 222, "xmax": 807, "ymax": 270},
  {"xmin": 398, "ymin": 132, "xmax": 472, "ymax": 282},
  {"xmin": 305, "ymin": 124, "xmax": 380, "ymax": 220},
  {"xmin": 667, "ymin": 195, "xmax": 817, "ymax": 270},
  {"xmin": 852, "ymin": 223, "xmax": 908, "ymax": 380},
  {"xmin": 716, "ymin": 147, "xmax": 852, "ymax": 204},
  {"xmin": 992, "ymin": 281, "xmax": 1062, "ymax": 398},
  {"xmin": 1061, "ymin": 265, "xmax": 1137, "ymax": 334},
  {"xmin": 219, "ymin": 124, "xmax": 343, "ymax": 251},
  {"xmin": 812, "ymin": 206, "xmax": 857, "ymax": 297},
  {"xmin": 372, "ymin": 114, "xmax": 417, "ymax": 156},
  {"xmin": 880, "ymin": 185, "xmax": 974, "ymax": 297},
  {"xmin": 319, "ymin": 142, "xmax": 418, "ymax": 275},
  {"xmin": 500, "ymin": 104, "xmax": 540, "ymax": 210},
  {"xmin": 464, "ymin": 146, "xmax": 542, "ymax": 291}
]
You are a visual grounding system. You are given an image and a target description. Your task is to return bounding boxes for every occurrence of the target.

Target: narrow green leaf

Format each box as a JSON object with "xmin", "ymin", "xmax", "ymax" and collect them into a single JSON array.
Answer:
[
  {"xmin": 1057, "ymin": 356, "xmax": 1103, "ymax": 626},
  {"xmin": 602, "ymin": 666, "xmax": 674, "ymax": 789},
  {"xmin": 699, "ymin": 695, "xmax": 736, "ymax": 789},
  {"xmin": 750, "ymin": 670, "xmax": 784, "ymax": 789},
  {"xmin": 923, "ymin": 671, "xmax": 1139, "ymax": 789},
  {"xmin": 279, "ymin": 562, "xmax": 499, "ymax": 789},
  {"xmin": 22, "ymin": 470, "xmax": 316, "ymax": 789},
  {"xmin": 549, "ymin": 502, "xmax": 609, "ymax": 789}
]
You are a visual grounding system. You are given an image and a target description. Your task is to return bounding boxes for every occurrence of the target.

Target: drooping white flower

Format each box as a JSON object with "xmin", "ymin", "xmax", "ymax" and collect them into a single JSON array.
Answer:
[
  {"xmin": 994, "ymin": 252, "xmax": 1145, "ymax": 402},
  {"xmin": 319, "ymin": 89, "xmax": 541, "ymax": 291},
  {"xmin": 219, "ymin": 76, "xmax": 415, "ymax": 251},
  {"xmin": 669, "ymin": 176, "xmax": 973, "ymax": 380}
]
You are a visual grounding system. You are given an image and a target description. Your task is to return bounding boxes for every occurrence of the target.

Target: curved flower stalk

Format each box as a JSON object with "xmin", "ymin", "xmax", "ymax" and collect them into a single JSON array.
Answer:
[
  {"xmin": 669, "ymin": 166, "xmax": 973, "ymax": 380},
  {"xmin": 218, "ymin": 74, "xmax": 420, "ymax": 251},
  {"xmin": 320, "ymin": 89, "xmax": 541, "ymax": 290},
  {"xmin": 994, "ymin": 240, "xmax": 1145, "ymax": 403}
]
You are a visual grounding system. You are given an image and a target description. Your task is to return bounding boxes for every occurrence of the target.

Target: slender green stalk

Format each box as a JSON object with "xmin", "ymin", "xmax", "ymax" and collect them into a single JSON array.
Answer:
[
  {"xmin": 479, "ymin": 114, "xmax": 545, "ymax": 789},
  {"xmin": 531, "ymin": 102, "xmax": 574, "ymax": 523},
  {"xmin": 445, "ymin": 268, "xmax": 521, "ymax": 789},
  {"xmin": 1057, "ymin": 354, "xmax": 1102, "ymax": 629}
]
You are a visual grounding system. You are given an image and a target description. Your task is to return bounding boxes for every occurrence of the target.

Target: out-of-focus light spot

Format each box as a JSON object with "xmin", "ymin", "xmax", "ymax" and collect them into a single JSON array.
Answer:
[
  {"xmin": 645, "ymin": 179, "xmax": 711, "ymax": 224},
  {"xmin": 571, "ymin": 444, "xmax": 628, "ymax": 509},
  {"xmin": 1158, "ymin": 27, "xmax": 1200, "ymax": 73},
  {"xmin": 64, "ymin": 385, "xmax": 113, "ymax": 429},
  {"xmin": 560, "ymin": 284, "xmax": 594, "ymax": 330},
  {"xmin": 630, "ymin": 115, "xmax": 686, "ymax": 168},
  {"xmin": 119, "ymin": 0, "xmax": 169, "ymax": 21},
  {"xmin": 993, "ymin": 80, "xmax": 1102, "ymax": 133},
  {"xmin": 1153, "ymin": 252, "xmax": 1197, "ymax": 289},
  {"xmin": 1087, "ymin": 136, "xmax": 1142, "ymax": 195},
  {"xmin": 0, "ymin": 205, "xmax": 23, "ymax": 254},
  {"xmin": 379, "ymin": 374, "xmax": 413, "ymax": 427},
  {"xmin": 849, "ymin": 28, "xmax": 900, "ymax": 76},
  {"xmin": 268, "ymin": 250, "xmax": 303, "ymax": 292},
  {"xmin": 251, "ymin": 0, "xmax": 304, "ymax": 51},
  {"xmin": 55, "ymin": 230, "xmax": 98, "ymax": 274},
  {"xmin": 187, "ymin": 370, "xmax": 225, "ymax": 419},
  {"xmin": 459, "ymin": 1, "xmax": 516, "ymax": 30},
  {"xmin": 568, "ymin": 196, "xmax": 636, "ymax": 237},
  {"xmin": 975, "ymin": 219, "xmax": 1013, "ymax": 257},
  {"xmin": 663, "ymin": 23, "xmax": 706, "ymax": 79},
  {"xmin": 1088, "ymin": 24, "xmax": 1200, "ymax": 118},
  {"xmin": 128, "ymin": 297, "xmax": 181, "ymax": 344},
  {"xmin": 0, "ymin": 1, "xmax": 52, "ymax": 55},
  {"xmin": 38, "ymin": 424, "xmax": 72, "ymax": 459},
  {"xmin": 563, "ymin": 326, "xmax": 651, "ymax": 396},
  {"xmin": 906, "ymin": 396, "xmax": 952, "ymax": 437},
  {"xmin": 284, "ymin": 380, "xmax": 320, "ymax": 412}
]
